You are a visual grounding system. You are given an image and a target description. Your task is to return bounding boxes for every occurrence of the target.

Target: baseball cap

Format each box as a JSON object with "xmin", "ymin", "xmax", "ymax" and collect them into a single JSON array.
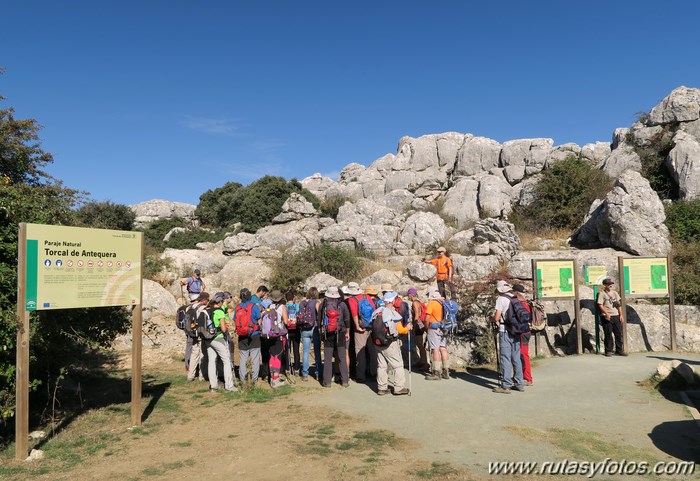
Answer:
[
  {"xmin": 407, "ymin": 288, "xmax": 418, "ymax": 295},
  {"xmin": 194, "ymin": 268, "xmax": 201, "ymax": 275},
  {"xmin": 602, "ymin": 278, "xmax": 615, "ymax": 285}
]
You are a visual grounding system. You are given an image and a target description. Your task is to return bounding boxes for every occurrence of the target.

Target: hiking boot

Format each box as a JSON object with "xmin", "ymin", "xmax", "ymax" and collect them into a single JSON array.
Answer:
[
  {"xmin": 342, "ymin": 383, "xmax": 350, "ymax": 388},
  {"xmin": 524, "ymin": 380, "xmax": 533, "ymax": 386},
  {"xmin": 616, "ymin": 351, "xmax": 628, "ymax": 357},
  {"xmin": 492, "ymin": 386, "xmax": 511, "ymax": 394},
  {"xmin": 301, "ymin": 376, "xmax": 309, "ymax": 382},
  {"xmin": 225, "ymin": 386, "xmax": 238, "ymax": 392},
  {"xmin": 441, "ymin": 369, "xmax": 450, "ymax": 380},
  {"xmin": 209, "ymin": 387, "xmax": 219, "ymax": 393},
  {"xmin": 512, "ymin": 385, "xmax": 525, "ymax": 392},
  {"xmin": 271, "ymin": 378, "xmax": 285, "ymax": 389},
  {"xmin": 604, "ymin": 351, "xmax": 613, "ymax": 357},
  {"xmin": 322, "ymin": 384, "xmax": 332, "ymax": 388},
  {"xmin": 425, "ymin": 371, "xmax": 442, "ymax": 381},
  {"xmin": 377, "ymin": 389, "xmax": 390, "ymax": 396},
  {"xmin": 393, "ymin": 387, "xmax": 410, "ymax": 396}
]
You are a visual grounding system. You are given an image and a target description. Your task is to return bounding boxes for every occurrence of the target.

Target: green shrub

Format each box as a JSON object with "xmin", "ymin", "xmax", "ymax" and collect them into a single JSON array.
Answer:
[
  {"xmin": 319, "ymin": 196, "xmax": 348, "ymax": 220},
  {"xmin": 665, "ymin": 198, "xmax": 700, "ymax": 242},
  {"xmin": 74, "ymin": 201, "xmax": 135, "ymax": 231},
  {"xmin": 626, "ymin": 124, "xmax": 679, "ymax": 200},
  {"xmin": 195, "ymin": 176, "xmax": 320, "ymax": 232},
  {"xmin": 511, "ymin": 155, "xmax": 612, "ymax": 232},
  {"xmin": 269, "ymin": 244, "xmax": 370, "ymax": 292},
  {"xmin": 670, "ymin": 239, "xmax": 700, "ymax": 306},
  {"xmin": 166, "ymin": 228, "xmax": 226, "ymax": 249},
  {"xmin": 140, "ymin": 217, "xmax": 187, "ymax": 251}
]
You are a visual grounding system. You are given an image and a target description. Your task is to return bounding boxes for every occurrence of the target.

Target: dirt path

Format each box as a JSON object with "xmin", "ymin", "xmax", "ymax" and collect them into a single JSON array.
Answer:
[{"xmin": 3, "ymin": 352, "xmax": 699, "ymax": 481}]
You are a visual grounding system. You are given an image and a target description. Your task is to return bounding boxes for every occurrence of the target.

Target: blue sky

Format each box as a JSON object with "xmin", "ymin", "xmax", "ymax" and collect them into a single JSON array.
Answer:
[{"xmin": 2, "ymin": 1, "xmax": 699, "ymax": 206}]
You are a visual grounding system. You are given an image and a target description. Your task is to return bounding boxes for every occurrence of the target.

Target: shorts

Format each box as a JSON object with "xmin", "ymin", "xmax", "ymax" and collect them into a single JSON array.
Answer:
[{"xmin": 427, "ymin": 328, "xmax": 447, "ymax": 350}]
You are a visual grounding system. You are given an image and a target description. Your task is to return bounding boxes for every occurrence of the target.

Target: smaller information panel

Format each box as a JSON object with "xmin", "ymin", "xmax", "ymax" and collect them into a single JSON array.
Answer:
[
  {"xmin": 535, "ymin": 260, "xmax": 575, "ymax": 298},
  {"xmin": 623, "ymin": 257, "xmax": 669, "ymax": 297},
  {"xmin": 584, "ymin": 265, "xmax": 608, "ymax": 286},
  {"xmin": 25, "ymin": 223, "xmax": 142, "ymax": 310}
]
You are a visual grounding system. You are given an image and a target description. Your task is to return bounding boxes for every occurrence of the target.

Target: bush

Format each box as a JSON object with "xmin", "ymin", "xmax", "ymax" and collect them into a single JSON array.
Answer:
[
  {"xmin": 140, "ymin": 217, "xmax": 187, "ymax": 251},
  {"xmin": 665, "ymin": 198, "xmax": 700, "ymax": 243},
  {"xmin": 166, "ymin": 228, "xmax": 227, "ymax": 249},
  {"xmin": 670, "ymin": 239, "xmax": 700, "ymax": 306},
  {"xmin": 511, "ymin": 155, "xmax": 613, "ymax": 232},
  {"xmin": 269, "ymin": 244, "xmax": 370, "ymax": 292},
  {"xmin": 626, "ymin": 125, "xmax": 679, "ymax": 200},
  {"xmin": 74, "ymin": 200, "xmax": 135, "ymax": 231},
  {"xmin": 319, "ymin": 196, "xmax": 348, "ymax": 220},
  {"xmin": 195, "ymin": 176, "xmax": 321, "ymax": 232}
]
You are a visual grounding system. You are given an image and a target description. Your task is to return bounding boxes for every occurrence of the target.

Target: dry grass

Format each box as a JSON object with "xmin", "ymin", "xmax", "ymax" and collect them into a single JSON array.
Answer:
[{"xmin": 517, "ymin": 227, "xmax": 571, "ymax": 251}]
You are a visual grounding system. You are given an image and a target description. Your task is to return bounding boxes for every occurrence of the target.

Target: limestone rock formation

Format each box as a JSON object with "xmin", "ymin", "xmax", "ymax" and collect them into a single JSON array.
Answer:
[
  {"xmin": 272, "ymin": 192, "xmax": 318, "ymax": 223},
  {"xmin": 130, "ymin": 199, "xmax": 197, "ymax": 227},
  {"xmin": 571, "ymin": 171, "xmax": 671, "ymax": 256},
  {"xmin": 667, "ymin": 130, "xmax": 700, "ymax": 199},
  {"xmin": 648, "ymin": 86, "xmax": 700, "ymax": 125}
]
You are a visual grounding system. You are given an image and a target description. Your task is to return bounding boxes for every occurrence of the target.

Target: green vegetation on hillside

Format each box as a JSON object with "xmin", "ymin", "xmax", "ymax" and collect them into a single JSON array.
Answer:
[{"xmin": 665, "ymin": 198, "xmax": 700, "ymax": 305}]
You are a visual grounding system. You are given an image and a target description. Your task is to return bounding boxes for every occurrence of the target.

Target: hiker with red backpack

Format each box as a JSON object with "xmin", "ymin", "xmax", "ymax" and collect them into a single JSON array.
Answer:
[
  {"xmin": 512, "ymin": 284, "xmax": 534, "ymax": 386},
  {"xmin": 346, "ymin": 282, "xmax": 377, "ymax": 383},
  {"xmin": 491, "ymin": 280, "xmax": 526, "ymax": 394},
  {"xmin": 407, "ymin": 288, "xmax": 430, "ymax": 372},
  {"xmin": 424, "ymin": 290, "xmax": 451, "ymax": 380},
  {"xmin": 234, "ymin": 288, "xmax": 262, "ymax": 386},
  {"xmin": 263, "ymin": 290, "xmax": 290, "ymax": 389},
  {"xmin": 319, "ymin": 286, "xmax": 351, "ymax": 388},
  {"xmin": 299, "ymin": 287, "xmax": 323, "ymax": 382},
  {"xmin": 372, "ymin": 291, "xmax": 411, "ymax": 396}
]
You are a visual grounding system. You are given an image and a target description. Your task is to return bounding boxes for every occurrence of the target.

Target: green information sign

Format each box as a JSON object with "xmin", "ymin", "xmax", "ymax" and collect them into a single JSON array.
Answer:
[
  {"xmin": 24, "ymin": 223, "xmax": 142, "ymax": 310},
  {"xmin": 622, "ymin": 257, "xmax": 669, "ymax": 297},
  {"xmin": 584, "ymin": 265, "xmax": 608, "ymax": 286},
  {"xmin": 535, "ymin": 260, "xmax": 576, "ymax": 298}
]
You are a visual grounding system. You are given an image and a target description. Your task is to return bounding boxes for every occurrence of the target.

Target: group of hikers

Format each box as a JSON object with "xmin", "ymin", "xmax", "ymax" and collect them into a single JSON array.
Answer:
[{"xmin": 176, "ymin": 247, "xmax": 624, "ymax": 396}]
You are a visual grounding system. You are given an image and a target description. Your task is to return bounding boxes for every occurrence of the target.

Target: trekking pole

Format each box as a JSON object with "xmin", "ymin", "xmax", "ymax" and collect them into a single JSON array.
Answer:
[
  {"xmin": 407, "ymin": 329, "xmax": 412, "ymax": 396},
  {"xmin": 285, "ymin": 333, "xmax": 296, "ymax": 385},
  {"xmin": 493, "ymin": 325, "xmax": 502, "ymax": 385},
  {"xmin": 180, "ymin": 283, "xmax": 187, "ymax": 304}
]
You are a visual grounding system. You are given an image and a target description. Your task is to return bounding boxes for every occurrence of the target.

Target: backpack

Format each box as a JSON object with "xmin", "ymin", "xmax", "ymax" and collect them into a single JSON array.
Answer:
[
  {"xmin": 261, "ymin": 305, "xmax": 287, "ymax": 338},
  {"xmin": 175, "ymin": 304, "xmax": 191, "ymax": 330},
  {"xmin": 197, "ymin": 307, "xmax": 220, "ymax": 340},
  {"xmin": 297, "ymin": 299, "xmax": 316, "ymax": 329},
  {"xmin": 357, "ymin": 295, "xmax": 374, "ymax": 329},
  {"xmin": 321, "ymin": 299, "xmax": 341, "ymax": 336},
  {"xmin": 393, "ymin": 297, "xmax": 410, "ymax": 326},
  {"xmin": 441, "ymin": 300, "xmax": 459, "ymax": 333},
  {"xmin": 286, "ymin": 302, "xmax": 298, "ymax": 330},
  {"xmin": 412, "ymin": 300, "xmax": 427, "ymax": 330},
  {"xmin": 187, "ymin": 277, "xmax": 203, "ymax": 294},
  {"xmin": 235, "ymin": 303, "xmax": 257, "ymax": 337},
  {"xmin": 184, "ymin": 304, "xmax": 201, "ymax": 339},
  {"xmin": 528, "ymin": 299, "xmax": 546, "ymax": 331},
  {"xmin": 503, "ymin": 295, "xmax": 531, "ymax": 335},
  {"xmin": 370, "ymin": 309, "xmax": 398, "ymax": 346}
]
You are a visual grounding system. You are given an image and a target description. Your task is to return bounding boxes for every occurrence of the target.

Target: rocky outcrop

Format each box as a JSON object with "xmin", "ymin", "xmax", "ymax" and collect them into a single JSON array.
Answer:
[
  {"xmin": 598, "ymin": 143, "xmax": 642, "ymax": 178},
  {"xmin": 471, "ymin": 219, "xmax": 520, "ymax": 260},
  {"xmin": 667, "ymin": 130, "xmax": 700, "ymax": 199},
  {"xmin": 272, "ymin": 193, "xmax": 317, "ymax": 223},
  {"xmin": 648, "ymin": 86, "xmax": 700, "ymax": 125},
  {"xmin": 142, "ymin": 279, "xmax": 179, "ymax": 319},
  {"xmin": 571, "ymin": 171, "xmax": 671, "ymax": 256},
  {"xmin": 130, "ymin": 199, "xmax": 197, "ymax": 227}
]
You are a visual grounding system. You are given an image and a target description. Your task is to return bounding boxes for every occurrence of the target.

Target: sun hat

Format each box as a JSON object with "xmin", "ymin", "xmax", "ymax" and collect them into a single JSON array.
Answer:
[
  {"xmin": 383, "ymin": 291, "xmax": 398, "ymax": 303},
  {"xmin": 380, "ymin": 283, "xmax": 393, "ymax": 293},
  {"xmin": 496, "ymin": 280, "xmax": 512, "ymax": 294},
  {"xmin": 364, "ymin": 286, "xmax": 378, "ymax": 295},
  {"xmin": 346, "ymin": 282, "xmax": 362, "ymax": 295},
  {"xmin": 269, "ymin": 290, "xmax": 285, "ymax": 302},
  {"xmin": 325, "ymin": 286, "xmax": 341, "ymax": 298},
  {"xmin": 437, "ymin": 247, "xmax": 446, "ymax": 253}
]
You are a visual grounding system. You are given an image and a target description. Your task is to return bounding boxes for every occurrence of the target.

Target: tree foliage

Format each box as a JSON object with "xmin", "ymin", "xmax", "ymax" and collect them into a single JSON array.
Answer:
[
  {"xmin": 0, "ymin": 91, "xmax": 131, "ymax": 436},
  {"xmin": 74, "ymin": 200, "xmax": 136, "ymax": 231},
  {"xmin": 196, "ymin": 176, "xmax": 320, "ymax": 233}
]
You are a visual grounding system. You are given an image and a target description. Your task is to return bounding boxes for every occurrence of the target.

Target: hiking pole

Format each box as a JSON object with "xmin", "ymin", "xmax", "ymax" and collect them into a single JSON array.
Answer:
[
  {"xmin": 285, "ymin": 333, "xmax": 296, "ymax": 385},
  {"xmin": 493, "ymin": 324, "xmax": 502, "ymax": 385},
  {"xmin": 407, "ymin": 329, "xmax": 412, "ymax": 396}
]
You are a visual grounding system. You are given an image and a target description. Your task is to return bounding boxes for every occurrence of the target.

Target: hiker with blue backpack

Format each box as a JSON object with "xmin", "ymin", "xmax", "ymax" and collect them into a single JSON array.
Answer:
[
  {"xmin": 491, "ymin": 280, "xmax": 527, "ymax": 394},
  {"xmin": 180, "ymin": 268, "xmax": 206, "ymax": 301},
  {"xmin": 319, "ymin": 286, "xmax": 351, "ymax": 388},
  {"xmin": 371, "ymin": 291, "xmax": 411, "ymax": 396},
  {"xmin": 424, "ymin": 290, "xmax": 452, "ymax": 380},
  {"xmin": 299, "ymin": 287, "xmax": 323, "ymax": 382},
  {"xmin": 346, "ymin": 282, "xmax": 378, "ymax": 384},
  {"xmin": 234, "ymin": 288, "xmax": 262, "ymax": 386}
]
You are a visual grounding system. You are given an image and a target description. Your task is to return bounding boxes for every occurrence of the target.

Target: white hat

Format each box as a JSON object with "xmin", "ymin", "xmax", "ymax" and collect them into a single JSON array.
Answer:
[
  {"xmin": 382, "ymin": 291, "xmax": 398, "ymax": 304},
  {"xmin": 496, "ymin": 280, "xmax": 513, "ymax": 294},
  {"xmin": 325, "ymin": 286, "xmax": 341, "ymax": 298},
  {"xmin": 428, "ymin": 290, "xmax": 442, "ymax": 300},
  {"xmin": 346, "ymin": 282, "xmax": 362, "ymax": 295}
]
